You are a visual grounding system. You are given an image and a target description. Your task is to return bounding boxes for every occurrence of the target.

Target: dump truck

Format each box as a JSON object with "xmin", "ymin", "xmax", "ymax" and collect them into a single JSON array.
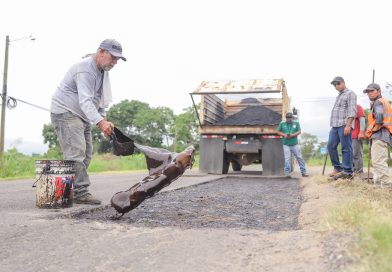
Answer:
[{"xmin": 190, "ymin": 78, "xmax": 291, "ymax": 176}]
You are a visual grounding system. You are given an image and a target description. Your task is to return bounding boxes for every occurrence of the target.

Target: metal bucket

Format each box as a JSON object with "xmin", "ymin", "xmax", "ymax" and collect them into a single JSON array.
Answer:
[{"xmin": 34, "ymin": 160, "xmax": 75, "ymax": 208}]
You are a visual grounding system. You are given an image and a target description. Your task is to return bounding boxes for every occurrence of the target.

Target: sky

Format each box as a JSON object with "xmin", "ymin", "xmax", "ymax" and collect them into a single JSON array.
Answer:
[{"xmin": 1, "ymin": 0, "xmax": 391, "ymax": 155}]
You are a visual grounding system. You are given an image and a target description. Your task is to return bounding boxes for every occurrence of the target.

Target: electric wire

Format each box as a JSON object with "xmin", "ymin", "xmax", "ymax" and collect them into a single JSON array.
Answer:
[{"xmin": 0, "ymin": 94, "xmax": 50, "ymax": 112}]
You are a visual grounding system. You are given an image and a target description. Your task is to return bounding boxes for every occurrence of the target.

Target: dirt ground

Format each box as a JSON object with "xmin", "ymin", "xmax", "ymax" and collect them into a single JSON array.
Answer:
[{"xmin": 0, "ymin": 167, "xmax": 357, "ymax": 272}]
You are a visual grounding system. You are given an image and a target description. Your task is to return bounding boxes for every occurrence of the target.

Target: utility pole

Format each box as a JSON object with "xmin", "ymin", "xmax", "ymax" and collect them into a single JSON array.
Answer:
[{"xmin": 0, "ymin": 35, "xmax": 9, "ymax": 162}]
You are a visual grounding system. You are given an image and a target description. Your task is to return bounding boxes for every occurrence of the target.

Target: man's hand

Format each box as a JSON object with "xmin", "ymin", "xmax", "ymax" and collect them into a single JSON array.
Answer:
[
  {"xmin": 358, "ymin": 131, "xmax": 366, "ymax": 140},
  {"xmin": 344, "ymin": 125, "xmax": 351, "ymax": 136},
  {"xmin": 372, "ymin": 124, "xmax": 382, "ymax": 132},
  {"xmin": 97, "ymin": 119, "xmax": 114, "ymax": 137}
]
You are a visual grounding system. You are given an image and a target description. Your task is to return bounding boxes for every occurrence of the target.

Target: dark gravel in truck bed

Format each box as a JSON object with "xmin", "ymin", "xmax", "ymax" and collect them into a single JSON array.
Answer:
[
  {"xmin": 215, "ymin": 106, "xmax": 282, "ymax": 126},
  {"xmin": 76, "ymin": 177, "xmax": 302, "ymax": 231}
]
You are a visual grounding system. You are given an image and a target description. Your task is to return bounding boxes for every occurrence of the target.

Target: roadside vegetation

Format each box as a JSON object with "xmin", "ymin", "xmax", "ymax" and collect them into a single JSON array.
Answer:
[
  {"xmin": 322, "ymin": 179, "xmax": 392, "ymax": 272},
  {"xmin": 0, "ymin": 148, "xmax": 200, "ymax": 180}
]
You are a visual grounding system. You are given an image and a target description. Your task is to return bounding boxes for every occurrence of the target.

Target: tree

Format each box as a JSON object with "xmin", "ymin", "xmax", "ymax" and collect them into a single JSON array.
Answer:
[
  {"xmin": 107, "ymin": 100, "xmax": 176, "ymax": 148},
  {"xmin": 173, "ymin": 106, "xmax": 199, "ymax": 152},
  {"xmin": 42, "ymin": 123, "xmax": 59, "ymax": 149},
  {"xmin": 299, "ymin": 132, "xmax": 318, "ymax": 162}
]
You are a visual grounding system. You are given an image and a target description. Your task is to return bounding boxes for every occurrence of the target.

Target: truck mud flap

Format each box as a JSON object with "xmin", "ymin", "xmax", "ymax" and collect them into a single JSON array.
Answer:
[
  {"xmin": 199, "ymin": 137, "xmax": 228, "ymax": 174},
  {"xmin": 261, "ymin": 138, "xmax": 284, "ymax": 176}
]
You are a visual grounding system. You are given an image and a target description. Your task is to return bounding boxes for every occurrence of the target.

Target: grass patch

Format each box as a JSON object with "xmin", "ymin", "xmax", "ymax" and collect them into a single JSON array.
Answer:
[
  {"xmin": 323, "ymin": 179, "xmax": 392, "ymax": 272},
  {"xmin": 0, "ymin": 149, "xmax": 200, "ymax": 180}
]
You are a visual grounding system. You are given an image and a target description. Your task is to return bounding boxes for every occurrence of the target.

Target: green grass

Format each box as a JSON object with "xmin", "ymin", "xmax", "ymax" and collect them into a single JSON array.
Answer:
[
  {"xmin": 324, "ymin": 181, "xmax": 392, "ymax": 272},
  {"xmin": 88, "ymin": 153, "xmax": 147, "ymax": 172},
  {"xmin": 0, "ymin": 148, "xmax": 200, "ymax": 180}
]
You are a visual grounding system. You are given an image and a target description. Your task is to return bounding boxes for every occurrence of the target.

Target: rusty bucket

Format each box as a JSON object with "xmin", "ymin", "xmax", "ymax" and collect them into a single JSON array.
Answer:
[{"xmin": 34, "ymin": 160, "xmax": 75, "ymax": 208}]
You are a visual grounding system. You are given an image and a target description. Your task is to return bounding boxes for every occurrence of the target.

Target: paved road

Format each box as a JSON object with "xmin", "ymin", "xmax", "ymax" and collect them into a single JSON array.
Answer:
[
  {"xmin": 0, "ymin": 168, "xmax": 330, "ymax": 272},
  {"xmin": 0, "ymin": 170, "xmax": 224, "ymax": 271}
]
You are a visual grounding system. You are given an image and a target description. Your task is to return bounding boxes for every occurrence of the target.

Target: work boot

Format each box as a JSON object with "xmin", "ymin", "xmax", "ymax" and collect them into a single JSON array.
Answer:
[
  {"xmin": 74, "ymin": 193, "xmax": 102, "ymax": 205},
  {"xmin": 328, "ymin": 169, "xmax": 340, "ymax": 177},
  {"xmin": 333, "ymin": 172, "xmax": 353, "ymax": 181},
  {"xmin": 302, "ymin": 173, "xmax": 309, "ymax": 177}
]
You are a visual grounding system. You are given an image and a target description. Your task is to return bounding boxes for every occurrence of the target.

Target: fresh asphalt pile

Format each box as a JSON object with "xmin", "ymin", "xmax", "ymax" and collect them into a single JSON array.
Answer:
[
  {"xmin": 215, "ymin": 105, "xmax": 282, "ymax": 126},
  {"xmin": 77, "ymin": 177, "xmax": 302, "ymax": 231}
]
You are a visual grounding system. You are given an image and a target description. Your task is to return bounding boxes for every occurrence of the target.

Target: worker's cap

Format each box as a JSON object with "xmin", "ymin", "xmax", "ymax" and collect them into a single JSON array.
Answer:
[
  {"xmin": 363, "ymin": 83, "xmax": 381, "ymax": 93},
  {"xmin": 286, "ymin": 112, "xmax": 293, "ymax": 118},
  {"xmin": 99, "ymin": 39, "xmax": 127, "ymax": 61},
  {"xmin": 330, "ymin": 76, "xmax": 345, "ymax": 85}
]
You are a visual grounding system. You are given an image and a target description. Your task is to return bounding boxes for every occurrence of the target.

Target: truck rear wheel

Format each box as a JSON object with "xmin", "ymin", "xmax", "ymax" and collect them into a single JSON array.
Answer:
[
  {"xmin": 222, "ymin": 153, "xmax": 229, "ymax": 174},
  {"xmin": 231, "ymin": 161, "xmax": 242, "ymax": 171}
]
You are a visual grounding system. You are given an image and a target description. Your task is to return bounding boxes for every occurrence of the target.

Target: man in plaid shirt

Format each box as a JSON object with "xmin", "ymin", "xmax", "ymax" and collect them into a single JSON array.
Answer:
[{"xmin": 328, "ymin": 76, "xmax": 357, "ymax": 180}]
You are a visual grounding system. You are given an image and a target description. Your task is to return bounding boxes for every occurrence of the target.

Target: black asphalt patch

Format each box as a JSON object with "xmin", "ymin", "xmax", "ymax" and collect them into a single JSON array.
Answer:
[
  {"xmin": 75, "ymin": 177, "xmax": 302, "ymax": 231},
  {"xmin": 215, "ymin": 105, "xmax": 282, "ymax": 126}
]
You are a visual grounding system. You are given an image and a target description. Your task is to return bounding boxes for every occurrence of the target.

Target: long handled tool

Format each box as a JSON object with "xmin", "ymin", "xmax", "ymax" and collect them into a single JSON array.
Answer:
[
  {"xmin": 322, "ymin": 152, "xmax": 329, "ymax": 175},
  {"xmin": 367, "ymin": 139, "xmax": 372, "ymax": 182}
]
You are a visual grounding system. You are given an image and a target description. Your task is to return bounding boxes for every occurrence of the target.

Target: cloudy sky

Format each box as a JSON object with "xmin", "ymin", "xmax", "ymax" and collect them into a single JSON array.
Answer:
[{"xmin": 1, "ymin": 0, "xmax": 391, "ymax": 154}]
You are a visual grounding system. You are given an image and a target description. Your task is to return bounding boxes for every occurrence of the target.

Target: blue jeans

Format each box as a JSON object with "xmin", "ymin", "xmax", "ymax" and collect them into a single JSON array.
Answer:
[
  {"xmin": 283, "ymin": 145, "xmax": 307, "ymax": 175},
  {"xmin": 327, "ymin": 126, "xmax": 353, "ymax": 174}
]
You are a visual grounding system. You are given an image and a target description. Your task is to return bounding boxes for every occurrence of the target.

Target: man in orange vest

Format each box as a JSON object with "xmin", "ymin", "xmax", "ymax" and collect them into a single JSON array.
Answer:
[{"xmin": 364, "ymin": 83, "xmax": 392, "ymax": 187}]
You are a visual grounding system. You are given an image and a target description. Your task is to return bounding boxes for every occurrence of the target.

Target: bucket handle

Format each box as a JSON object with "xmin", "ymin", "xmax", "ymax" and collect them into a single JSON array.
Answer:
[{"xmin": 32, "ymin": 163, "xmax": 51, "ymax": 188}]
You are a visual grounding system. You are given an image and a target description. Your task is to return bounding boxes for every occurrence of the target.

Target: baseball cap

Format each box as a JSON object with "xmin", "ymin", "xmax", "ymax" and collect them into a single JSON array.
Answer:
[
  {"xmin": 363, "ymin": 83, "xmax": 381, "ymax": 93},
  {"xmin": 99, "ymin": 39, "xmax": 127, "ymax": 61},
  {"xmin": 330, "ymin": 76, "xmax": 344, "ymax": 85},
  {"xmin": 286, "ymin": 112, "xmax": 293, "ymax": 118}
]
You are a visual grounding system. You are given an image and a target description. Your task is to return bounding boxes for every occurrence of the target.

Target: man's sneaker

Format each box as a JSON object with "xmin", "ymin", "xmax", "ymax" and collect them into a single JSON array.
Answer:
[
  {"xmin": 333, "ymin": 172, "xmax": 353, "ymax": 180},
  {"xmin": 328, "ymin": 169, "xmax": 340, "ymax": 177},
  {"xmin": 302, "ymin": 173, "xmax": 309, "ymax": 177},
  {"xmin": 74, "ymin": 193, "xmax": 102, "ymax": 205}
]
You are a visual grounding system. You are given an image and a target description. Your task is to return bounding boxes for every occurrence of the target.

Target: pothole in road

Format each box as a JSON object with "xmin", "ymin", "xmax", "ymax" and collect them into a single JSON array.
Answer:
[{"xmin": 75, "ymin": 177, "xmax": 302, "ymax": 231}]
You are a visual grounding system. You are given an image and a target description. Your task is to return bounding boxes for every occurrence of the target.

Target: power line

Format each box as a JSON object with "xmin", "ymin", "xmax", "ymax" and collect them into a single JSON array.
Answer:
[{"xmin": 0, "ymin": 94, "xmax": 49, "ymax": 112}]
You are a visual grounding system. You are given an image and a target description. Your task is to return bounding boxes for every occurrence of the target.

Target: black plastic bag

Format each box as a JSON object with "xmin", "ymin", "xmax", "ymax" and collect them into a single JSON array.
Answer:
[{"xmin": 111, "ymin": 127, "xmax": 135, "ymax": 156}]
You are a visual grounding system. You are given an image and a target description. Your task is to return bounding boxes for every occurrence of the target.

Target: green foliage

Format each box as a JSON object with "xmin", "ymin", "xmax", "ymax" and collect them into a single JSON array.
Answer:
[
  {"xmin": 42, "ymin": 123, "xmax": 59, "ymax": 148},
  {"xmin": 173, "ymin": 106, "xmax": 199, "ymax": 152},
  {"xmin": 42, "ymin": 99, "xmax": 199, "ymax": 154},
  {"xmin": 299, "ymin": 132, "xmax": 318, "ymax": 162},
  {"xmin": 0, "ymin": 148, "xmax": 35, "ymax": 178},
  {"xmin": 0, "ymin": 148, "xmax": 200, "ymax": 179},
  {"xmin": 88, "ymin": 153, "xmax": 147, "ymax": 172},
  {"xmin": 107, "ymin": 100, "xmax": 176, "ymax": 147}
]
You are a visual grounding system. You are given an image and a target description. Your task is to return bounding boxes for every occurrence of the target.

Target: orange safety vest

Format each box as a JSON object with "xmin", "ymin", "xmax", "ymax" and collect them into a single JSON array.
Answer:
[{"xmin": 367, "ymin": 97, "xmax": 392, "ymax": 138}]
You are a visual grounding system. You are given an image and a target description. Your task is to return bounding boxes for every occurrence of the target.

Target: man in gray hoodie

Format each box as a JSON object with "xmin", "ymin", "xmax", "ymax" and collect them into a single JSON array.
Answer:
[{"xmin": 50, "ymin": 39, "xmax": 126, "ymax": 204}]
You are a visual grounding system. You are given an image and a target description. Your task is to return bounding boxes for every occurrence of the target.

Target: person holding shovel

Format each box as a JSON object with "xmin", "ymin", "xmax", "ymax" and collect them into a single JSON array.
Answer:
[
  {"xmin": 364, "ymin": 83, "xmax": 392, "ymax": 187},
  {"xmin": 50, "ymin": 39, "xmax": 126, "ymax": 204}
]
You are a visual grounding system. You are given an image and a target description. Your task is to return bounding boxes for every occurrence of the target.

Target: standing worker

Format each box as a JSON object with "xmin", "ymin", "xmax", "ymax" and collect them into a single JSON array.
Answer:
[
  {"xmin": 352, "ymin": 104, "xmax": 366, "ymax": 174},
  {"xmin": 50, "ymin": 39, "xmax": 127, "ymax": 204},
  {"xmin": 364, "ymin": 83, "xmax": 392, "ymax": 187},
  {"xmin": 328, "ymin": 76, "xmax": 357, "ymax": 180},
  {"xmin": 276, "ymin": 112, "xmax": 309, "ymax": 177}
]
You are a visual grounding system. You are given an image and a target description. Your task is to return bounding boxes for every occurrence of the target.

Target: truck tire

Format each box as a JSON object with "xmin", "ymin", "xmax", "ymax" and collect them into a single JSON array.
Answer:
[
  {"xmin": 222, "ymin": 153, "xmax": 229, "ymax": 174},
  {"xmin": 231, "ymin": 161, "xmax": 242, "ymax": 171}
]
